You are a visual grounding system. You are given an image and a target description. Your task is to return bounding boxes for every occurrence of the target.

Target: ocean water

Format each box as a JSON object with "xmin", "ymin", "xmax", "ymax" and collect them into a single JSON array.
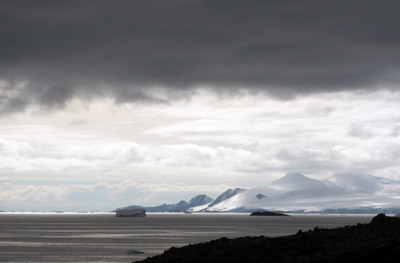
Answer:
[{"xmin": 0, "ymin": 213, "xmax": 373, "ymax": 262}]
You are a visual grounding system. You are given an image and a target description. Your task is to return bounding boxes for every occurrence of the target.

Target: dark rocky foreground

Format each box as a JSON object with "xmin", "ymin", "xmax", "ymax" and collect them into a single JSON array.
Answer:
[{"xmin": 134, "ymin": 214, "xmax": 400, "ymax": 263}]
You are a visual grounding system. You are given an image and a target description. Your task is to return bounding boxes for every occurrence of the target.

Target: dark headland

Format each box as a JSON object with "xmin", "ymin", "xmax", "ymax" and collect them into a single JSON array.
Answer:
[
  {"xmin": 134, "ymin": 214, "xmax": 400, "ymax": 263},
  {"xmin": 249, "ymin": 211, "xmax": 289, "ymax": 216}
]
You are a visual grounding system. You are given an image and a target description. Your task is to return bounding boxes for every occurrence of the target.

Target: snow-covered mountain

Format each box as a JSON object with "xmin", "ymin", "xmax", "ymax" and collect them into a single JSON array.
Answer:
[
  {"xmin": 188, "ymin": 188, "xmax": 246, "ymax": 212},
  {"xmin": 187, "ymin": 194, "xmax": 213, "ymax": 207},
  {"xmin": 202, "ymin": 172, "xmax": 400, "ymax": 213},
  {"xmin": 324, "ymin": 173, "xmax": 396, "ymax": 194},
  {"xmin": 115, "ymin": 194, "xmax": 213, "ymax": 212},
  {"xmin": 116, "ymin": 172, "xmax": 400, "ymax": 213},
  {"xmin": 208, "ymin": 188, "xmax": 246, "ymax": 207}
]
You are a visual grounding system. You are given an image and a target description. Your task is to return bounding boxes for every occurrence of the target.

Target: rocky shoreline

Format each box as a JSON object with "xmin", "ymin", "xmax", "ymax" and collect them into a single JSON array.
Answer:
[{"xmin": 134, "ymin": 214, "xmax": 400, "ymax": 263}]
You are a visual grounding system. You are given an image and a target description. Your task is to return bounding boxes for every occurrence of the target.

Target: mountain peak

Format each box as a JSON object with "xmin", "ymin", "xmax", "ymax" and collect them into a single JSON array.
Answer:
[
  {"xmin": 187, "ymin": 195, "xmax": 213, "ymax": 207},
  {"xmin": 272, "ymin": 172, "xmax": 311, "ymax": 184},
  {"xmin": 281, "ymin": 172, "xmax": 307, "ymax": 180},
  {"xmin": 208, "ymin": 188, "xmax": 246, "ymax": 207},
  {"xmin": 270, "ymin": 172, "xmax": 327, "ymax": 190}
]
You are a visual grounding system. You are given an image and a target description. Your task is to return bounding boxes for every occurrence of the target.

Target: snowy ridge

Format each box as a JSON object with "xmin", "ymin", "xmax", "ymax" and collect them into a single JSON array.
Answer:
[
  {"xmin": 187, "ymin": 195, "xmax": 213, "ymax": 207},
  {"xmin": 115, "ymin": 172, "xmax": 400, "ymax": 213},
  {"xmin": 208, "ymin": 188, "xmax": 247, "ymax": 207},
  {"xmin": 204, "ymin": 172, "xmax": 400, "ymax": 212},
  {"xmin": 115, "ymin": 194, "xmax": 214, "ymax": 213}
]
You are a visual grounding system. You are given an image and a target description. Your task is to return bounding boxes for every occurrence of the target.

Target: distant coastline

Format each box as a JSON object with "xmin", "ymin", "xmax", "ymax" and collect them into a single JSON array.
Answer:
[
  {"xmin": 113, "ymin": 173, "xmax": 400, "ymax": 215},
  {"xmin": 250, "ymin": 211, "xmax": 289, "ymax": 216}
]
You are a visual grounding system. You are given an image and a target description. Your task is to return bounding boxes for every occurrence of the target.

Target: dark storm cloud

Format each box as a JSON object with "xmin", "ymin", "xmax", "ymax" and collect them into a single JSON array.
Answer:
[{"xmin": 1, "ymin": 0, "xmax": 400, "ymax": 112}]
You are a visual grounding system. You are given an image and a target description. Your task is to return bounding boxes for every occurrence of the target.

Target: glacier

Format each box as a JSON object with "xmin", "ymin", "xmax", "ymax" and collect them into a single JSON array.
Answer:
[
  {"xmin": 114, "ymin": 172, "xmax": 400, "ymax": 214},
  {"xmin": 198, "ymin": 172, "xmax": 400, "ymax": 213}
]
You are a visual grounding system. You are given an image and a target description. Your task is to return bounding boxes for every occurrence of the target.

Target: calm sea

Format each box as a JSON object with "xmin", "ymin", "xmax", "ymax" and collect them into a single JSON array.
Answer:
[{"xmin": 0, "ymin": 213, "xmax": 373, "ymax": 262}]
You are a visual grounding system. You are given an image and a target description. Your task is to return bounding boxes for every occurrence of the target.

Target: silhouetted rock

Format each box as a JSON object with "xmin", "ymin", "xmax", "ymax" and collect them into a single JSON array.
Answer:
[
  {"xmin": 250, "ymin": 211, "xmax": 288, "ymax": 216},
  {"xmin": 134, "ymin": 214, "xmax": 400, "ymax": 263},
  {"xmin": 116, "ymin": 208, "xmax": 146, "ymax": 217}
]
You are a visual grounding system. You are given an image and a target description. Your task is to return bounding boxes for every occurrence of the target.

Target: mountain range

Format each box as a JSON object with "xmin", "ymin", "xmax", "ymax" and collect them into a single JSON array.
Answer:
[
  {"xmin": 115, "ymin": 194, "xmax": 214, "ymax": 213},
  {"xmin": 115, "ymin": 172, "xmax": 400, "ymax": 213}
]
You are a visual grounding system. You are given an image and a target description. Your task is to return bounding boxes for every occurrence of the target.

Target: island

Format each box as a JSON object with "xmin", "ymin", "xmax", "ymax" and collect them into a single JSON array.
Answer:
[
  {"xmin": 116, "ymin": 208, "xmax": 146, "ymax": 217},
  {"xmin": 249, "ymin": 211, "xmax": 289, "ymax": 216}
]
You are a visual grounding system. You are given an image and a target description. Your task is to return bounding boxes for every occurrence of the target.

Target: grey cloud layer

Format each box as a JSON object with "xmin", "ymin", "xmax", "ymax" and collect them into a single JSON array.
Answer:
[{"xmin": 1, "ymin": 0, "xmax": 400, "ymax": 112}]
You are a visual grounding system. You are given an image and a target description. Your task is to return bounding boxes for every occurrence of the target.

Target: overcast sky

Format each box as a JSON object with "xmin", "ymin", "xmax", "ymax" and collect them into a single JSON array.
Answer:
[{"xmin": 1, "ymin": 0, "xmax": 400, "ymax": 211}]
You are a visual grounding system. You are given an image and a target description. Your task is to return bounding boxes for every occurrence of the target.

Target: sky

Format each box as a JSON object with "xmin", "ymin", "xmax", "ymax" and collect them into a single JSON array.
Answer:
[{"xmin": 1, "ymin": 0, "xmax": 400, "ymax": 211}]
